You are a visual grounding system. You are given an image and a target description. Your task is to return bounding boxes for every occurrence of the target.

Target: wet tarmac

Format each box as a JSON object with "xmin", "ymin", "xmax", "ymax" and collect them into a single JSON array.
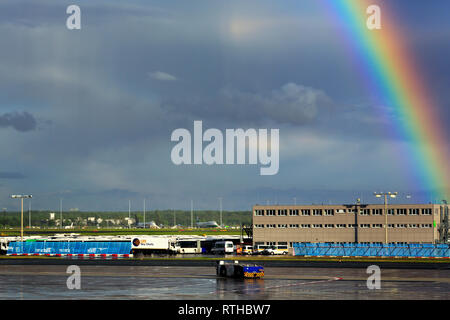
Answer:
[{"xmin": 0, "ymin": 265, "xmax": 448, "ymax": 300}]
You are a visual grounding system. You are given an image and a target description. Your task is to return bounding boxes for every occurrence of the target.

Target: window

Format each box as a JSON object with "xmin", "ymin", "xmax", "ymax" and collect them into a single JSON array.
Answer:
[
  {"xmin": 324, "ymin": 224, "xmax": 334, "ymax": 228},
  {"xmin": 289, "ymin": 209, "xmax": 299, "ymax": 216},
  {"xmin": 300, "ymin": 224, "xmax": 311, "ymax": 228},
  {"xmin": 267, "ymin": 242, "xmax": 276, "ymax": 245},
  {"xmin": 348, "ymin": 224, "xmax": 357, "ymax": 228},
  {"xmin": 422, "ymin": 208, "xmax": 432, "ymax": 215},
  {"xmin": 254, "ymin": 224, "xmax": 265, "ymax": 228},
  {"xmin": 360, "ymin": 224, "xmax": 371, "ymax": 228},
  {"xmin": 324, "ymin": 209, "xmax": 334, "ymax": 216},
  {"xmin": 312, "ymin": 209, "xmax": 322, "ymax": 216},
  {"xmin": 396, "ymin": 224, "xmax": 407, "ymax": 228},
  {"xmin": 372, "ymin": 224, "xmax": 383, "ymax": 228},
  {"xmin": 372, "ymin": 209, "xmax": 382, "ymax": 215},
  {"xmin": 301, "ymin": 209, "xmax": 311, "ymax": 216},
  {"xmin": 388, "ymin": 224, "xmax": 395, "ymax": 228},
  {"xmin": 312, "ymin": 224, "xmax": 323, "ymax": 228},
  {"xmin": 409, "ymin": 209, "xmax": 419, "ymax": 215},
  {"xmin": 387, "ymin": 209, "xmax": 395, "ymax": 215},
  {"xmin": 360, "ymin": 209, "xmax": 370, "ymax": 215},
  {"xmin": 278, "ymin": 242, "xmax": 287, "ymax": 246},
  {"xmin": 397, "ymin": 209, "xmax": 407, "ymax": 215},
  {"xmin": 278, "ymin": 209, "xmax": 287, "ymax": 216},
  {"xmin": 289, "ymin": 224, "xmax": 299, "ymax": 228},
  {"xmin": 278, "ymin": 224, "xmax": 287, "ymax": 228},
  {"xmin": 421, "ymin": 224, "xmax": 432, "ymax": 228},
  {"xmin": 409, "ymin": 224, "xmax": 419, "ymax": 228},
  {"xmin": 254, "ymin": 209, "xmax": 264, "ymax": 216},
  {"xmin": 266, "ymin": 224, "xmax": 276, "ymax": 228},
  {"xmin": 336, "ymin": 224, "xmax": 346, "ymax": 228},
  {"xmin": 336, "ymin": 209, "xmax": 346, "ymax": 214},
  {"xmin": 266, "ymin": 209, "xmax": 276, "ymax": 216}
]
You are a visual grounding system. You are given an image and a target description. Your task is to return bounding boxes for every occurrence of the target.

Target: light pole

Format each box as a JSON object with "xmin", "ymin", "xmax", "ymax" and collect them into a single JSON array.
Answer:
[
  {"xmin": 11, "ymin": 195, "xmax": 32, "ymax": 245},
  {"xmin": 128, "ymin": 200, "xmax": 131, "ymax": 229},
  {"xmin": 28, "ymin": 200, "xmax": 31, "ymax": 229},
  {"xmin": 190, "ymin": 200, "xmax": 193, "ymax": 229},
  {"xmin": 60, "ymin": 198, "xmax": 63, "ymax": 229},
  {"xmin": 219, "ymin": 197, "xmax": 223, "ymax": 227},
  {"xmin": 143, "ymin": 199, "xmax": 146, "ymax": 229},
  {"xmin": 374, "ymin": 192, "xmax": 397, "ymax": 244}
]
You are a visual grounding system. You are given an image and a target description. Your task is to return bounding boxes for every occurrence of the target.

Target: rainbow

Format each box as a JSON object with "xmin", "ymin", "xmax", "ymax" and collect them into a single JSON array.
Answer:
[{"xmin": 322, "ymin": 0, "xmax": 450, "ymax": 201}]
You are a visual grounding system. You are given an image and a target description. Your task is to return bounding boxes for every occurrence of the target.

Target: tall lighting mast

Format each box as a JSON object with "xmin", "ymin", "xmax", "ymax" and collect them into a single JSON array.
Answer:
[
  {"xmin": 11, "ymin": 195, "xmax": 32, "ymax": 246},
  {"xmin": 373, "ymin": 192, "xmax": 398, "ymax": 244}
]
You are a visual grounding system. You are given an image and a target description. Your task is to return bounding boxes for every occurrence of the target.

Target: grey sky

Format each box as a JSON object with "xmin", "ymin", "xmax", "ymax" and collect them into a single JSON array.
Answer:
[{"xmin": 0, "ymin": 0, "xmax": 449, "ymax": 211}]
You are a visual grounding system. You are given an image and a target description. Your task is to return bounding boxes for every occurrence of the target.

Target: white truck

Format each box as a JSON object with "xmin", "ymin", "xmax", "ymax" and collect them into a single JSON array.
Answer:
[{"xmin": 131, "ymin": 236, "xmax": 180, "ymax": 255}]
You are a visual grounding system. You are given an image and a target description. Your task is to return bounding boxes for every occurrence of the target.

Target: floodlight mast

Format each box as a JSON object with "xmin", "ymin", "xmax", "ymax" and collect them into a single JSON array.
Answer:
[
  {"xmin": 373, "ymin": 192, "xmax": 398, "ymax": 244},
  {"xmin": 11, "ymin": 195, "xmax": 33, "ymax": 245}
]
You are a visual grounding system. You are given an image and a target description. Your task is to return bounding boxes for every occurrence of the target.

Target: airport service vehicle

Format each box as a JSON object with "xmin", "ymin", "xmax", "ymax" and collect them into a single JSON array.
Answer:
[
  {"xmin": 242, "ymin": 245, "xmax": 253, "ymax": 255},
  {"xmin": 131, "ymin": 236, "xmax": 180, "ymax": 255},
  {"xmin": 254, "ymin": 244, "xmax": 269, "ymax": 255},
  {"xmin": 211, "ymin": 241, "xmax": 234, "ymax": 255},
  {"xmin": 261, "ymin": 245, "xmax": 289, "ymax": 255},
  {"xmin": 216, "ymin": 260, "xmax": 264, "ymax": 279},
  {"xmin": 177, "ymin": 239, "xmax": 205, "ymax": 254}
]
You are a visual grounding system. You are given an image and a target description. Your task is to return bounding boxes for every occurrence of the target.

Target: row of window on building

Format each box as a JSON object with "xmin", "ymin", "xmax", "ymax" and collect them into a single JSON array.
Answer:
[
  {"xmin": 254, "ymin": 208, "xmax": 433, "ymax": 216},
  {"xmin": 255, "ymin": 241, "xmax": 432, "ymax": 248},
  {"xmin": 254, "ymin": 223, "xmax": 433, "ymax": 229}
]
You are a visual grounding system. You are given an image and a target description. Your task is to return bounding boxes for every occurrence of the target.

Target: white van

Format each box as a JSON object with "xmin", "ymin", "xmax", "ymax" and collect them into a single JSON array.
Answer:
[
  {"xmin": 254, "ymin": 244, "xmax": 269, "ymax": 255},
  {"xmin": 211, "ymin": 241, "xmax": 234, "ymax": 255},
  {"xmin": 262, "ymin": 245, "xmax": 288, "ymax": 255},
  {"xmin": 242, "ymin": 245, "xmax": 253, "ymax": 255}
]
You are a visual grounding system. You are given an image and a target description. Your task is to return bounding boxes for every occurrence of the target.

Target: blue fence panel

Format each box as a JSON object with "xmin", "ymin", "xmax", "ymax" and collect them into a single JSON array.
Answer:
[
  {"xmin": 7, "ymin": 240, "xmax": 132, "ymax": 255},
  {"xmin": 292, "ymin": 243, "xmax": 450, "ymax": 258},
  {"xmin": 34, "ymin": 242, "xmax": 44, "ymax": 254},
  {"xmin": 120, "ymin": 242, "xmax": 132, "ymax": 254}
]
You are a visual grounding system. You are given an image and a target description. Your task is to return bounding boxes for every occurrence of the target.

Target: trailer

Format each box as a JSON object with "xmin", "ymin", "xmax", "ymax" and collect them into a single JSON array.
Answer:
[
  {"xmin": 216, "ymin": 260, "xmax": 264, "ymax": 279},
  {"xmin": 131, "ymin": 236, "xmax": 180, "ymax": 254}
]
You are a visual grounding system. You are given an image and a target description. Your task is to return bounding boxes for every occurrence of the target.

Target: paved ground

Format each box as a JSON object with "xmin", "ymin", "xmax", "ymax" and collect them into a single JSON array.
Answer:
[{"xmin": 0, "ymin": 265, "xmax": 448, "ymax": 299}]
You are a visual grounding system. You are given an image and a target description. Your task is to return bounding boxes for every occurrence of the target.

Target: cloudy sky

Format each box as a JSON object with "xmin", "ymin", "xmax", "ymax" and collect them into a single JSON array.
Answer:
[{"xmin": 1, "ymin": 0, "xmax": 449, "ymax": 211}]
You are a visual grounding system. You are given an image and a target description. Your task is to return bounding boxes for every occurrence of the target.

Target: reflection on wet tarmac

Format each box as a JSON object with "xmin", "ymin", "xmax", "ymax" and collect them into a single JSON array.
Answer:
[{"xmin": 0, "ymin": 265, "xmax": 448, "ymax": 300}]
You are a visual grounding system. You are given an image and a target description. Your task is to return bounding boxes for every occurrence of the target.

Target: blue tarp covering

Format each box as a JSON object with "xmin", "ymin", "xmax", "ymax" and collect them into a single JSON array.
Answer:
[
  {"xmin": 292, "ymin": 243, "xmax": 450, "ymax": 258},
  {"xmin": 7, "ymin": 241, "xmax": 132, "ymax": 255}
]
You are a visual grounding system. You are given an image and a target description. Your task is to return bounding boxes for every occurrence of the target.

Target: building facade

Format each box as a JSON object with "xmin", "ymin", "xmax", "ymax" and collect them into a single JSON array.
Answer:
[{"xmin": 252, "ymin": 204, "xmax": 443, "ymax": 248}]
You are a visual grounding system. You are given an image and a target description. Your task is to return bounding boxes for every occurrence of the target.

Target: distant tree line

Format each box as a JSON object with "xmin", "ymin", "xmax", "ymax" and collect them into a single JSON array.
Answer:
[{"xmin": 0, "ymin": 210, "xmax": 251, "ymax": 228}]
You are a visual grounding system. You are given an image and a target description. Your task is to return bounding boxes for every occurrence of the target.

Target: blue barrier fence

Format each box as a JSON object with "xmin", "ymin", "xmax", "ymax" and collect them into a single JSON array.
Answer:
[
  {"xmin": 292, "ymin": 243, "xmax": 450, "ymax": 258},
  {"xmin": 7, "ymin": 241, "xmax": 132, "ymax": 255}
]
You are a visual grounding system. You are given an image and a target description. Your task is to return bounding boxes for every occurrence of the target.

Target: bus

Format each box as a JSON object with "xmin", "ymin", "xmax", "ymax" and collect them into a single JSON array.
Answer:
[{"xmin": 177, "ymin": 239, "xmax": 203, "ymax": 254}]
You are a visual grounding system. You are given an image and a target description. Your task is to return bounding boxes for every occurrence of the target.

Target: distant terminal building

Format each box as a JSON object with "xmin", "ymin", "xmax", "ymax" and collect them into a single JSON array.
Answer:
[{"xmin": 252, "ymin": 203, "xmax": 446, "ymax": 248}]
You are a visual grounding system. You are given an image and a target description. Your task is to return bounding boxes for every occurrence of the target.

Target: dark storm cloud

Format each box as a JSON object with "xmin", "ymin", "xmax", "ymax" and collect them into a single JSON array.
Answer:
[
  {"xmin": 0, "ymin": 0, "xmax": 168, "ymax": 27},
  {"xmin": 0, "ymin": 172, "xmax": 25, "ymax": 179},
  {"xmin": 0, "ymin": 111, "xmax": 37, "ymax": 132},
  {"xmin": 163, "ymin": 83, "xmax": 333, "ymax": 127}
]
